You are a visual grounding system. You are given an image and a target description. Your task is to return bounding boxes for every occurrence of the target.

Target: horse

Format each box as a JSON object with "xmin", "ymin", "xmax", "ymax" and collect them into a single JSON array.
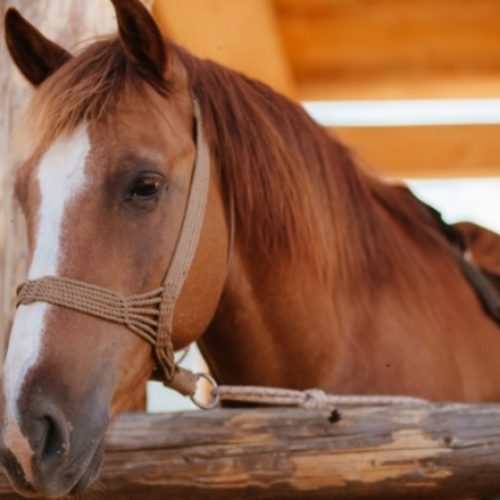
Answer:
[{"xmin": 1, "ymin": 0, "xmax": 499, "ymax": 497}]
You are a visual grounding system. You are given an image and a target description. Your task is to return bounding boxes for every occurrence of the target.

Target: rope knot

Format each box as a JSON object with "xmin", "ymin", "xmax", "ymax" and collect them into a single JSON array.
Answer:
[{"xmin": 302, "ymin": 389, "xmax": 330, "ymax": 410}]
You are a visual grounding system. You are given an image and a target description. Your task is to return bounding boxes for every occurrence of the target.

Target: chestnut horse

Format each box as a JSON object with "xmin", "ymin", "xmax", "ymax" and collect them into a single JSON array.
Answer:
[{"xmin": 2, "ymin": 0, "xmax": 500, "ymax": 497}]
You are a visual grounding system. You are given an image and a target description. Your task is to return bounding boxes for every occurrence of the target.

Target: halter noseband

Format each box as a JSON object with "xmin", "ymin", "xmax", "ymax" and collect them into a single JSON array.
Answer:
[{"xmin": 16, "ymin": 99, "xmax": 210, "ymax": 397}]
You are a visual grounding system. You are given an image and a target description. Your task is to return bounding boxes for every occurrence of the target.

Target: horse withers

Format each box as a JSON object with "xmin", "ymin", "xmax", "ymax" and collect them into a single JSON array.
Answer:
[{"xmin": 2, "ymin": 0, "xmax": 500, "ymax": 497}]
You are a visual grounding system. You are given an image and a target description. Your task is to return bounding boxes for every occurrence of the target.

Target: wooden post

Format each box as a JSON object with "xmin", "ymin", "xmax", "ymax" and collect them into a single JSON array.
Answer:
[{"xmin": 1, "ymin": 403, "xmax": 500, "ymax": 498}]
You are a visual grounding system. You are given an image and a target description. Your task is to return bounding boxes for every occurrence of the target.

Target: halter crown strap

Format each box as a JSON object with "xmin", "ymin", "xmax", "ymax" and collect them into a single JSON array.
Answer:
[{"xmin": 16, "ymin": 99, "xmax": 210, "ymax": 396}]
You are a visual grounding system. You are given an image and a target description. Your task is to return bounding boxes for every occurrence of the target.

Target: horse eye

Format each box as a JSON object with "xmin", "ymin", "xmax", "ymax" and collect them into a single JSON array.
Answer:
[{"xmin": 129, "ymin": 174, "xmax": 162, "ymax": 201}]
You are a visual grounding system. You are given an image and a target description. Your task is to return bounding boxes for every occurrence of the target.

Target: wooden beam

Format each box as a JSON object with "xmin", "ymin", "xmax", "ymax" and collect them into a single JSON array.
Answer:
[
  {"xmin": 2, "ymin": 404, "xmax": 500, "ymax": 498},
  {"xmin": 273, "ymin": 0, "xmax": 500, "ymax": 100},
  {"xmin": 301, "ymin": 75, "xmax": 500, "ymax": 101},
  {"xmin": 334, "ymin": 124, "xmax": 500, "ymax": 178},
  {"xmin": 152, "ymin": 0, "xmax": 297, "ymax": 98}
]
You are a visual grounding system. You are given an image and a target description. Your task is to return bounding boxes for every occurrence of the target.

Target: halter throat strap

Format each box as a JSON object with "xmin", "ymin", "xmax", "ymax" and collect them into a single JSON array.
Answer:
[{"xmin": 16, "ymin": 99, "xmax": 210, "ymax": 396}]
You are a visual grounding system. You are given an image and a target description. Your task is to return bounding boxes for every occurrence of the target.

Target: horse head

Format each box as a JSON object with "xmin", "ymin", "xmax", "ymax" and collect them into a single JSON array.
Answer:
[{"xmin": 1, "ymin": 0, "xmax": 228, "ymax": 495}]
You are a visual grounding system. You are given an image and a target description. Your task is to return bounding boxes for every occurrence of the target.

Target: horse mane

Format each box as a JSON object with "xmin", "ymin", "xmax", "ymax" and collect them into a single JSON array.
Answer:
[
  {"xmin": 175, "ymin": 45, "xmax": 453, "ymax": 285},
  {"xmin": 16, "ymin": 36, "xmax": 452, "ymax": 287}
]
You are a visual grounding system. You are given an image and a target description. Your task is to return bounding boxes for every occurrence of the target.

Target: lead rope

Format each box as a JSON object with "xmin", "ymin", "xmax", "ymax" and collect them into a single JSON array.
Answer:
[{"xmin": 211, "ymin": 385, "xmax": 429, "ymax": 412}]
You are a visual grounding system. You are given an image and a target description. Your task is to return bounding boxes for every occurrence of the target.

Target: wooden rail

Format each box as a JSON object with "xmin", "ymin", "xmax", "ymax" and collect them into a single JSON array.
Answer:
[{"xmin": 1, "ymin": 403, "xmax": 500, "ymax": 498}]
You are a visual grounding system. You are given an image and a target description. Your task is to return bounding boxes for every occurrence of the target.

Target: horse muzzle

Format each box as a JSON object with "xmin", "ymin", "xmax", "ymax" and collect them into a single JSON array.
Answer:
[{"xmin": 0, "ymin": 382, "xmax": 108, "ymax": 497}]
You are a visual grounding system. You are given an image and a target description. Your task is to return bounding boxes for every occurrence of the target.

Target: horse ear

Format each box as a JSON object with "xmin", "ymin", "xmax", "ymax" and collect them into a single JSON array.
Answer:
[
  {"xmin": 4, "ymin": 8, "xmax": 72, "ymax": 86},
  {"xmin": 110, "ymin": 0, "xmax": 166, "ymax": 83}
]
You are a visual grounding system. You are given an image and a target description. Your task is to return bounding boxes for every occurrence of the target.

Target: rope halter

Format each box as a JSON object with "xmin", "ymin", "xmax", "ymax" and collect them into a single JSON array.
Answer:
[{"xmin": 16, "ymin": 99, "xmax": 210, "ymax": 397}]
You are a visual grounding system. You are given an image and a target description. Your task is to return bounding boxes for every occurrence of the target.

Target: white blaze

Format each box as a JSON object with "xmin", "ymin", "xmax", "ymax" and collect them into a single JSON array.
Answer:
[{"xmin": 3, "ymin": 125, "xmax": 90, "ymax": 482}]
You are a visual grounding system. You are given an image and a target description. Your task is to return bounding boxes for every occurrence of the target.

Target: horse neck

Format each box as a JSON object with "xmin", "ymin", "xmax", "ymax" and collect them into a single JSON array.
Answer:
[
  {"xmin": 199, "ymin": 147, "xmax": 415, "ymax": 389},
  {"xmin": 188, "ymin": 58, "xmax": 479, "ymax": 390},
  {"xmin": 199, "ymin": 154, "xmax": 500, "ymax": 400},
  {"xmin": 201, "ymin": 158, "xmax": 477, "ymax": 389}
]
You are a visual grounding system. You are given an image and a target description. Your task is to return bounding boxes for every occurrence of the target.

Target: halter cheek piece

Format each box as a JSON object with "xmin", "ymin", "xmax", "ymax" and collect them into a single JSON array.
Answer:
[{"xmin": 16, "ymin": 99, "xmax": 209, "ymax": 397}]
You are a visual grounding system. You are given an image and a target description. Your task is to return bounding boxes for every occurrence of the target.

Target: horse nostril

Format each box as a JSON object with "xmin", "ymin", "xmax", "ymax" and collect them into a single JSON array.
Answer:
[
  {"xmin": 40, "ymin": 416, "xmax": 64, "ymax": 462},
  {"xmin": 31, "ymin": 408, "xmax": 70, "ymax": 471}
]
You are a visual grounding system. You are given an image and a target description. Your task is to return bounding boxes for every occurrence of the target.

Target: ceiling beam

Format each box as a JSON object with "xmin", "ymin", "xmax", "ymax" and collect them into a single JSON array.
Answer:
[
  {"xmin": 300, "ymin": 75, "xmax": 500, "ymax": 102},
  {"xmin": 335, "ymin": 124, "xmax": 500, "ymax": 178},
  {"xmin": 274, "ymin": 0, "xmax": 500, "ymax": 100}
]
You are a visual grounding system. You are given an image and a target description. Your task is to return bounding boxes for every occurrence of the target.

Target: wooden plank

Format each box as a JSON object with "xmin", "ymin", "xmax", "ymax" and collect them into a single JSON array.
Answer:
[
  {"xmin": 2, "ymin": 404, "xmax": 500, "ymax": 498},
  {"xmin": 275, "ymin": 0, "xmax": 500, "ymax": 77},
  {"xmin": 273, "ymin": 0, "xmax": 500, "ymax": 100},
  {"xmin": 334, "ymin": 124, "xmax": 500, "ymax": 178},
  {"xmin": 152, "ymin": 0, "xmax": 297, "ymax": 97}
]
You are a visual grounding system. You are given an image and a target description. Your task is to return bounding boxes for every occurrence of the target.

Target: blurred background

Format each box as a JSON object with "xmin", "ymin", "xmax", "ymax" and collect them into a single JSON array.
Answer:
[{"xmin": 1, "ymin": 0, "xmax": 499, "ymax": 412}]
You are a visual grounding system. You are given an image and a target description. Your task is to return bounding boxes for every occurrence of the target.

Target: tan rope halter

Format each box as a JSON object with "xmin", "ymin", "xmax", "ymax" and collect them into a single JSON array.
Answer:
[{"xmin": 16, "ymin": 99, "xmax": 210, "ymax": 397}]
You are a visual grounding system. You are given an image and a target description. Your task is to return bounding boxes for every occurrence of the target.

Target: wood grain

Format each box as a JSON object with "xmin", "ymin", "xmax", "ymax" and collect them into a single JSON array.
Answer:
[
  {"xmin": 274, "ymin": 0, "xmax": 500, "ymax": 99},
  {"xmin": 2, "ymin": 404, "xmax": 500, "ymax": 498}
]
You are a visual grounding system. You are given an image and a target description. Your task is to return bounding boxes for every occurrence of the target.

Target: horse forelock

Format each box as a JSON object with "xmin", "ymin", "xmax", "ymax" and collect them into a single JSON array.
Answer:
[{"xmin": 13, "ymin": 37, "xmax": 168, "ymax": 167}]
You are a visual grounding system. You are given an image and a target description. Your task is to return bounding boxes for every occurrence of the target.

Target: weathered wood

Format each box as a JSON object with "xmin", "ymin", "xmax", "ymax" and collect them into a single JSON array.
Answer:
[{"xmin": 1, "ymin": 403, "xmax": 500, "ymax": 498}]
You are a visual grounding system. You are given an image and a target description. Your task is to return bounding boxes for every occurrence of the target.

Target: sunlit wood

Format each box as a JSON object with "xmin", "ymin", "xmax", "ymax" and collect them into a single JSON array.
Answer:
[
  {"xmin": 336, "ymin": 125, "xmax": 500, "ymax": 178},
  {"xmin": 274, "ymin": 0, "xmax": 500, "ymax": 100},
  {"xmin": 2, "ymin": 404, "xmax": 500, "ymax": 498},
  {"xmin": 153, "ymin": 0, "xmax": 297, "ymax": 97},
  {"xmin": 301, "ymin": 75, "xmax": 500, "ymax": 101}
]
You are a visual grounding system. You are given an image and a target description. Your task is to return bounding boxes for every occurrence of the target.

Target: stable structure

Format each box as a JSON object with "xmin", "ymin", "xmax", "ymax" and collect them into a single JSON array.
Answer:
[
  {"xmin": 0, "ymin": 1, "xmax": 499, "ymax": 498},
  {"xmin": 153, "ymin": 0, "xmax": 500, "ymax": 178},
  {"xmin": 0, "ymin": 403, "xmax": 499, "ymax": 498},
  {"xmin": 154, "ymin": 0, "xmax": 500, "ymax": 101}
]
